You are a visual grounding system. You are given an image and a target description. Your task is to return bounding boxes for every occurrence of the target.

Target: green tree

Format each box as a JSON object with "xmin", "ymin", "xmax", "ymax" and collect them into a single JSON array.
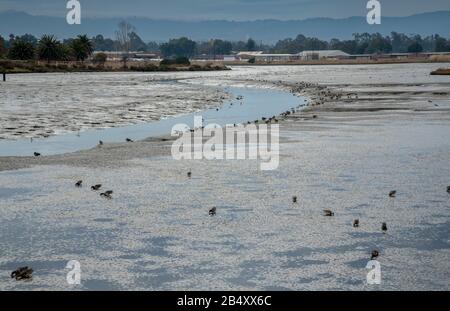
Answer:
[
  {"xmin": 0, "ymin": 36, "xmax": 6, "ymax": 57},
  {"xmin": 92, "ymin": 35, "xmax": 116, "ymax": 51},
  {"xmin": 17, "ymin": 34, "xmax": 38, "ymax": 46},
  {"xmin": 146, "ymin": 41, "xmax": 160, "ymax": 52},
  {"xmin": 329, "ymin": 38, "xmax": 357, "ymax": 54},
  {"xmin": 434, "ymin": 35, "xmax": 450, "ymax": 52},
  {"xmin": 246, "ymin": 38, "xmax": 256, "ymax": 51},
  {"xmin": 232, "ymin": 40, "xmax": 248, "ymax": 52},
  {"xmin": 160, "ymin": 37, "xmax": 197, "ymax": 58},
  {"xmin": 8, "ymin": 39, "xmax": 35, "ymax": 60},
  {"xmin": 407, "ymin": 42, "xmax": 423, "ymax": 53},
  {"xmin": 38, "ymin": 35, "xmax": 62, "ymax": 63},
  {"xmin": 197, "ymin": 39, "xmax": 233, "ymax": 57},
  {"xmin": 58, "ymin": 43, "xmax": 72, "ymax": 61},
  {"xmin": 129, "ymin": 32, "xmax": 147, "ymax": 51},
  {"xmin": 70, "ymin": 34, "xmax": 94, "ymax": 61}
]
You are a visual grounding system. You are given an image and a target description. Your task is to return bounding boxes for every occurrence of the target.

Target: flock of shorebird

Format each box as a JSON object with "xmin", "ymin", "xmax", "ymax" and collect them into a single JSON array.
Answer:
[
  {"xmin": 16, "ymin": 83, "xmax": 450, "ymax": 282},
  {"xmin": 74, "ymin": 180, "xmax": 114, "ymax": 199},
  {"xmin": 291, "ymin": 187, "xmax": 447, "ymax": 261},
  {"xmin": 293, "ymin": 190, "xmax": 395, "ymax": 236},
  {"xmin": 11, "ymin": 177, "xmax": 448, "ymax": 281}
]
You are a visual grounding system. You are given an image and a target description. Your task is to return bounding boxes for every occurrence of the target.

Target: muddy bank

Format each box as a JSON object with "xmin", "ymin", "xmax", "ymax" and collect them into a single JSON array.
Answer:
[
  {"xmin": 0, "ymin": 72, "xmax": 233, "ymax": 140},
  {"xmin": 0, "ymin": 60, "xmax": 229, "ymax": 74},
  {"xmin": 431, "ymin": 68, "xmax": 450, "ymax": 75}
]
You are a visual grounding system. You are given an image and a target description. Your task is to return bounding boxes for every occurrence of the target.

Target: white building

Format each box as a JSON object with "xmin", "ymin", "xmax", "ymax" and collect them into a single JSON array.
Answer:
[
  {"xmin": 223, "ymin": 55, "xmax": 238, "ymax": 61},
  {"xmin": 298, "ymin": 50, "xmax": 350, "ymax": 60},
  {"xmin": 254, "ymin": 54, "xmax": 298, "ymax": 62},
  {"xmin": 236, "ymin": 51, "xmax": 264, "ymax": 60}
]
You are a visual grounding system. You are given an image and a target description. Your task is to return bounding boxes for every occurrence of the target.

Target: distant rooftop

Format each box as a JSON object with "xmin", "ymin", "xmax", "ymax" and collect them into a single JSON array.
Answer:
[{"xmin": 298, "ymin": 50, "xmax": 350, "ymax": 57}]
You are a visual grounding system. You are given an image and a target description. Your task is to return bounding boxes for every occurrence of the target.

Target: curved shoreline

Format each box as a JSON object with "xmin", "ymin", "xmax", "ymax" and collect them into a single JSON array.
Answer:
[{"xmin": 0, "ymin": 84, "xmax": 308, "ymax": 160}]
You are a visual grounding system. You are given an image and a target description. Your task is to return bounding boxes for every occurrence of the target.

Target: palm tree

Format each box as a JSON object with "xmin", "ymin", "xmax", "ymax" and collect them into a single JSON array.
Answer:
[
  {"xmin": 38, "ymin": 35, "xmax": 61, "ymax": 63},
  {"xmin": 70, "ymin": 35, "xmax": 94, "ymax": 62},
  {"xmin": 8, "ymin": 39, "xmax": 35, "ymax": 60}
]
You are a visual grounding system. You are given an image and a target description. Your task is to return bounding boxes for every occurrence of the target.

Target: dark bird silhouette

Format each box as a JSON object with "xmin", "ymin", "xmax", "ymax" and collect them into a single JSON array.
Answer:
[
  {"xmin": 33, "ymin": 152, "xmax": 41, "ymax": 157},
  {"xmin": 323, "ymin": 210, "xmax": 335, "ymax": 217},
  {"xmin": 126, "ymin": 138, "xmax": 133, "ymax": 142},
  {"xmin": 75, "ymin": 180, "xmax": 82, "ymax": 187},
  {"xmin": 11, "ymin": 267, "xmax": 33, "ymax": 281},
  {"xmin": 209, "ymin": 207, "xmax": 217, "ymax": 216},
  {"xmin": 100, "ymin": 191, "xmax": 113, "ymax": 199},
  {"xmin": 389, "ymin": 191, "xmax": 397, "ymax": 198},
  {"xmin": 99, "ymin": 140, "xmax": 104, "ymax": 146},
  {"xmin": 382, "ymin": 222, "xmax": 388, "ymax": 233},
  {"xmin": 353, "ymin": 219, "xmax": 360, "ymax": 228},
  {"xmin": 447, "ymin": 186, "xmax": 450, "ymax": 194},
  {"xmin": 187, "ymin": 170, "xmax": 192, "ymax": 178},
  {"xmin": 292, "ymin": 196, "xmax": 298, "ymax": 203},
  {"xmin": 91, "ymin": 184, "xmax": 102, "ymax": 191},
  {"xmin": 371, "ymin": 250, "xmax": 379, "ymax": 260}
]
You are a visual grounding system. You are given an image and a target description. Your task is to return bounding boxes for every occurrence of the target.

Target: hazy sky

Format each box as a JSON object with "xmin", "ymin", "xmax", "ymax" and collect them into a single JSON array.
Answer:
[{"xmin": 1, "ymin": 0, "xmax": 450, "ymax": 20}]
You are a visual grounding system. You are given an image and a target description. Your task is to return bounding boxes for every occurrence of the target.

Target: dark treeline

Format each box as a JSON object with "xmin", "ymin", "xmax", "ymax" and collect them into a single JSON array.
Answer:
[
  {"xmin": 2, "ymin": 31, "xmax": 450, "ymax": 61},
  {"xmin": 272, "ymin": 33, "xmax": 450, "ymax": 54}
]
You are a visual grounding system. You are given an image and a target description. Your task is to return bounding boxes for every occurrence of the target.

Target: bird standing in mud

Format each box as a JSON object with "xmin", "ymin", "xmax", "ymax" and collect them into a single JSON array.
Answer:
[
  {"xmin": 11, "ymin": 267, "xmax": 33, "ymax": 281},
  {"xmin": 75, "ymin": 180, "xmax": 82, "ymax": 187},
  {"xmin": 371, "ymin": 250, "xmax": 379, "ymax": 260},
  {"xmin": 323, "ymin": 210, "xmax": 334, "ymax": 217},
  {"xmin": 100, "ymin": 190, "xmax": 113, "ymax": 199},
  {"xmin": 382, "ymin": 222, "xmax": 388, "ymax": 233},
  {"xmin": 98, "ymin": 140, "xmax": 104, "ymax": 146},
  {"xmin": 389, "ymin": 190, "xmax": 397, "ymax": 198},
  {"xmin": 292, "ymin": 196, "xmax": 298, "ymax": 203},
  {"xmin": 353, "ymin": 219, "xmax": 360, "ymax": 228},
  {"xmin": 187, "ymin": 170, "xmax": 192, "ymax": 178},
  {"xmin": 33, "ymin": 152, "xmax": 41, "ymax": 157},
  {"xmin": 447, "ymin": 186, "xmax": 450, "ymax": 194},
  {"xmin": 126, "ymin": 138, "xmax": 134, "ymax": 142},
  {"xmin": 209, "ymin": 207, "xmax": 217, "ymax": 216},
  {"xmin": 91, "ymin": 184, "xmax": 102, "ymax": 191}
]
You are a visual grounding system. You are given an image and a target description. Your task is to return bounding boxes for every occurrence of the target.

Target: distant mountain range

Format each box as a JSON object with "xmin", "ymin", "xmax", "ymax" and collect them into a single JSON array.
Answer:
[{"xmin": 1, "ymin": 10, "xmax": 450, "ymax": 42}]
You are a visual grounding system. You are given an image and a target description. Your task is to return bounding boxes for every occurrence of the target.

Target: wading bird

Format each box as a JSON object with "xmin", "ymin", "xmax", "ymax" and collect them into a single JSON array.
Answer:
[
  {"xmin": 100, "ymin": 191, "xmax": 113, "ymax": 199},
  {"xmin": 371, "ymin": 250, "xmax": 379, "ymax": 260},
  {"xmin": 75, "ymin": 180, "xmax": 82, "ymax": 187},
  {"xmin": 11, "ymin": 267, "xmax": 33, "ymax": 281},
  {"xmin": 91, "ymin": 184, "xmax": 102, "ymax": 191},
  {"xmin": 323, "ymin": 210, "xmax": 335, "ymax": 217}
]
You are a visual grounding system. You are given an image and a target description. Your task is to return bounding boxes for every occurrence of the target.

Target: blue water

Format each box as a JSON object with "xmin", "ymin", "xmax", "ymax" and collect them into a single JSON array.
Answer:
[{"xmin": 0, "ymin": 86, "xmax": 304, "ymax": 157}]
